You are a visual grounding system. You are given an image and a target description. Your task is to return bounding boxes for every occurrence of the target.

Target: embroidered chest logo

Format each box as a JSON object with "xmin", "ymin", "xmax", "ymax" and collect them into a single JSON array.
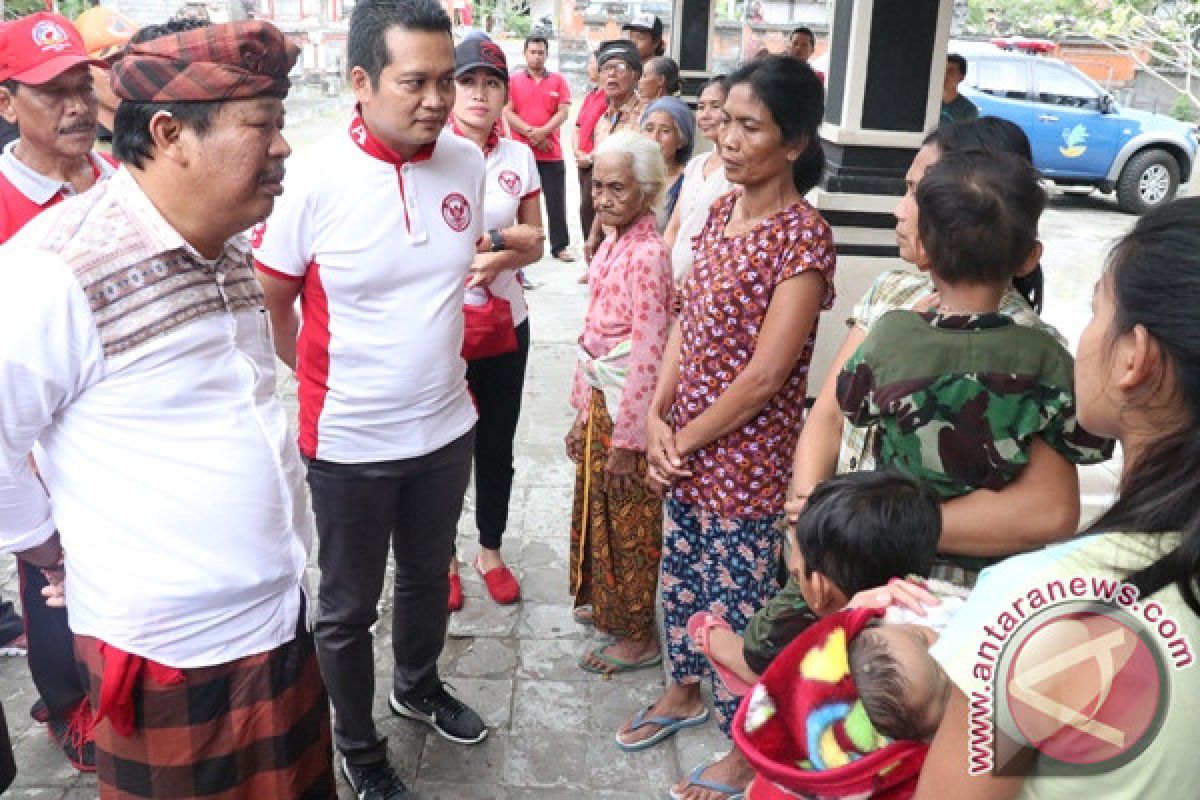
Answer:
[
  {"xmin": 442, "ymin": 192, "xmax": 472, "ymax": 232},
  {"xmin": 249, "ymin": 222, "xmax": 267, "ymax": 249},
  {"xmin": 497, "ymin": 170, "xmax": 521, "ymax": 197}
]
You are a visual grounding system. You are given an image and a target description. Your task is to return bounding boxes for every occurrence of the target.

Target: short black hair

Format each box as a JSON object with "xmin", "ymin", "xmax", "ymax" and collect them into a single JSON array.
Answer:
[
  {"xmin": 947, "ymin": 53, "xmax": 968, "ymax": 77},
  {"xmin": 791, "ymin": 26, "xmax": 815, "ymax": 46},
  {"xmin": 726, "ymin": 55, "xmax": 825, "ymax": 193},
  {"xmin": 348, "ymin": 0, "xmax": 452, "ymax": 89},
  {"xmin": 524, "ymin": 35, "xmax": 548, "ymax": 50},
  {"xmin": 113, "ymin": 18, "xmax": 220, "ymax": 169},
  {"xmin": 0, "ymin": 80, "xmax": 18, "ymax": 95},
  {"xmin": 646, "ymin": 56, "xmax": 680, "ymax": 95},
  {"xmin": 926, "ymin": 115, "xmax": 1032, "ymax": 163},
  {"xmin": 795, "ymin": 470, "xmax": 941, "ymax": 596},
  {"xmin": 916, "ymin": 150, "xmax": 1044, "ymax": 286},
  {"xmin": 128, "ymin": 16, "xmax": 210, "ymax": 45},
  {"xmin": 925, "ymin": 116, "xmax": 1042, "ymax": 310},
  {"xmin": 850, "ymin": 623, "xmax": 938, "ymax": 741}
]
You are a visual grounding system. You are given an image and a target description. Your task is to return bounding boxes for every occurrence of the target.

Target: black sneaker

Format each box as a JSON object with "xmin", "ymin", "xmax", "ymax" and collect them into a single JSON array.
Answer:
[
  {"xmin": 340, "ymin": 757, "xmax": 412, "ymax": 800},
  {"xmin": 389, "ymin": 684, "xmax": 488, "ymax": 745}
]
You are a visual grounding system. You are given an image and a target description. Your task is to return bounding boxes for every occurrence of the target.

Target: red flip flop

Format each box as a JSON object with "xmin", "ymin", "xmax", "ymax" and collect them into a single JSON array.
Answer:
[
  {"xmin": 475, "ymin": 556, "xmax": 521, "ymax": 605},
  {"xmin": 686, "ymin": 611, "xmax": 754, "ymax": 696}
]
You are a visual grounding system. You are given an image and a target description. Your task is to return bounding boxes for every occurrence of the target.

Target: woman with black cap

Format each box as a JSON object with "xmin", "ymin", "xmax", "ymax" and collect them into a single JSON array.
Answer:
[{"xmin": 446, "ymin": 33, "xmax": 546, "ymax": 611}]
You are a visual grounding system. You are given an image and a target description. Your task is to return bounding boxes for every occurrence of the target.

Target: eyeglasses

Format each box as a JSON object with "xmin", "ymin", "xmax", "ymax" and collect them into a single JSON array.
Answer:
[{"xmin": 599, "ymin": 61, "xmax": 633, "ymax": 75}]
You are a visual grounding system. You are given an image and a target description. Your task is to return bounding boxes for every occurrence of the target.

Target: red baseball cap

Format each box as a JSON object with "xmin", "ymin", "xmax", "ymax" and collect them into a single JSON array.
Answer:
[{"xmin": 0, "ymin": 12, "xmax": 105, "ymax": 86}]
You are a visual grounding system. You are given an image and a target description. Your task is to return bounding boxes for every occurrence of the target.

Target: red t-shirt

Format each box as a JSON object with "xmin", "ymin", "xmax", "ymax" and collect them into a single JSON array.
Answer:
[
  {"xmin": 576, "ymin": 88, "xmax": 608, "ymax": 157},
  {"xmin": 0, "ymin": 151, "xmax": 115, "ymax": 243},
  {"xmin": 508, "ymin": 68, "xmax": 571, "ymax": 162}
]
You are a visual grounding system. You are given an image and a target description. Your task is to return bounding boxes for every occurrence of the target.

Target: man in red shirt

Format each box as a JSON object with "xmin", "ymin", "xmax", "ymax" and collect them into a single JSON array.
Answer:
[
  {"xmin": 0, "ymin": 11, "xmax": 113, "ymax": 771},
  {"xmin": 505, "ymin": 35, "xmax": 573, "ymax": 261}
]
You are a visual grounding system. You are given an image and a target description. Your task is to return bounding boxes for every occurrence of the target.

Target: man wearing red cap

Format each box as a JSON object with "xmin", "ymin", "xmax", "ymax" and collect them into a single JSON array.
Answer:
[
  {"xmin": 0, "ymin": 19, "xmax": 335, "ymax": 798},
  {"xmin": 0, "ymin": 10, "xmax": 116, "ymax": 773},
  {"xmin": 0, "ymin": 12, "xmax": 114, "ymax": 240}
]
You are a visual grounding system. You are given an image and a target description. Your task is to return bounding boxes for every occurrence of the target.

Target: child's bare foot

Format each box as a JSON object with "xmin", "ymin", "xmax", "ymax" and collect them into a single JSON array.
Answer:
[{"xmin": 707, "ymin": 628, "xmax": 760, "ymax": 687}]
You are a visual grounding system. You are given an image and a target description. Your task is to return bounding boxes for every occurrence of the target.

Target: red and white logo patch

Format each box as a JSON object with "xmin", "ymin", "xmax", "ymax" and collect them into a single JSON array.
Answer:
[
  {"xmin": 497, "ymin": 170, "xmax": 521, "ymax": 197},
  {"xmin": 249, "ymin": 222, "xmax": 267, "ymax": 249},
  {"xmin": 442, "ymin": 192, "xmax": 472, "ymax": 232},
  {"xmin": 32, "ymin": 20, "xmax": 71, "ymax": 52}
]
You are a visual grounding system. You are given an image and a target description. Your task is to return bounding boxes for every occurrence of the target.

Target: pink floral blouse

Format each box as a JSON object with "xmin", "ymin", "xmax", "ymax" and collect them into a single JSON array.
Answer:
[
  {"xmin": 571, "ymin": 212, "xmax": 673, "ymax": 451},
  {"xmin": 672, "ymin": 190, "xmax": 836, "ymax": 519}
]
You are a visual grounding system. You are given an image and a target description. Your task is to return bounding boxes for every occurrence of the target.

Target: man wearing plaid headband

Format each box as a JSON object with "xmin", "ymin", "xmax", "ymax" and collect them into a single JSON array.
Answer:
[{"xmin": 0, "ymin": 18, "xmax": 337, "ymax": 798}]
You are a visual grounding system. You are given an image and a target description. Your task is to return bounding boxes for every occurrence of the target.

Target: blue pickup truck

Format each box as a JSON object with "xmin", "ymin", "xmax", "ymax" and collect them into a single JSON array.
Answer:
[{"xmin": 955, "ymin": 42, "xmax": 1199, "ymax": 214}]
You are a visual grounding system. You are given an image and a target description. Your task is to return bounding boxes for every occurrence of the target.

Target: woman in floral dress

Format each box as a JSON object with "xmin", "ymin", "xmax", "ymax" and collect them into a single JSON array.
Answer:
[{"xmin": 616, "ymin": 56, "xmax": 835, "ymax": 800}]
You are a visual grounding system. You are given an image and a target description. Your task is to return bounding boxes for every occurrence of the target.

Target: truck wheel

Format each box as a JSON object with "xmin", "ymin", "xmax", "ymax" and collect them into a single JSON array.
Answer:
[{"xmin": 1115, "ymin": 149, "xmax": 1179, "ymax": 214}]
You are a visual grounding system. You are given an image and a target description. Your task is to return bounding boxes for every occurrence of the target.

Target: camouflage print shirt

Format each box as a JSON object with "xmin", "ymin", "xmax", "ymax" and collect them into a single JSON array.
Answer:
[
  {"xmin": 836, "ymin": 309, "xmax": 1114, "ymax": 500},
  {"xmin": 838, "ymin": 269, "xmax": 1066, "ymax": 475}
]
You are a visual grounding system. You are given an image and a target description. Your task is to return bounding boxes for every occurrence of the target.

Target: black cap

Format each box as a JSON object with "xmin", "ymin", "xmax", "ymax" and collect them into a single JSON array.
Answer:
[
  {"xmin": 454, "ymin": 33, "xmax": 508, "ymax": 80},
  {"xmin": 597, "ymin": 39, "xmax": 642, "ymax": 72},
  {"xmin": 622, "ymin": 13, "xmax": 663, "ymax": 38}
]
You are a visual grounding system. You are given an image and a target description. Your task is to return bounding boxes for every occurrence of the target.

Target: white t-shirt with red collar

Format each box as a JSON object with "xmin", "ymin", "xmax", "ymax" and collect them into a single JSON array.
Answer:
[
  {"xmin": 254, "ymin": 115, "xmax": 486, "ymax": 463},
  {"xmin": 457, "ymin": 131, "xmax": 541, "ymax": 327}
]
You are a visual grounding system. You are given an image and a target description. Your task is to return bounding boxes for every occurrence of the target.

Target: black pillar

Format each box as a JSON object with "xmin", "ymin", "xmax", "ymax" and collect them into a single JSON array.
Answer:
[{"xmin": 808, "ymin": 0, "xmax": 955, "ymax": 383}]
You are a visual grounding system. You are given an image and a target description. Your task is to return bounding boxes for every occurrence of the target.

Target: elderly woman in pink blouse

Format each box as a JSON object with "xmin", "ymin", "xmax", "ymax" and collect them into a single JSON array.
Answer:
[{"xmin": 566, "ymin": 131, "xmax": 673, "ymax": 675}]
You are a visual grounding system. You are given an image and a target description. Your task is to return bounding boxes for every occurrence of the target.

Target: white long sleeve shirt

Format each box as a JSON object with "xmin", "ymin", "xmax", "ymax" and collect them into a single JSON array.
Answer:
[{"xmin": 0, "ymin": 168, "xmax": 312, "ymax": 668}]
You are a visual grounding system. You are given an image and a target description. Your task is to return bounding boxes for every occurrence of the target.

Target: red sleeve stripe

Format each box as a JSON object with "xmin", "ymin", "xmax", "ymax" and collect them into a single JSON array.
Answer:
[
  {"xmin": 522, "ymin": 189, "xmax": 542, "ymax": 200},
  {"xmin": 254, "ymin": 259, "xmax": 305, "ymax": 282}
]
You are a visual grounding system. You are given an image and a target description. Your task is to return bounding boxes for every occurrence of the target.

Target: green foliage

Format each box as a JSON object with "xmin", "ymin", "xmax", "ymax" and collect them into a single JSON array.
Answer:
[
  {"xmin": 505, "ymin": 8, "xmax": 532, "ymax": 37},
  {"xmin": 964, "ymin": 0, "xmax": 1171, "ymax": 37},
  {"xmin": 4, "ymin": 0, "xmax": 46, "ymax": 22},
  {"xmin": 471, "ymin": 0, "xmax": 497, "ymax": 29},
  {"xmin": 4, "ymin": 0, "xmax": 94, "ymax": 22},
  {"xmin": 1170, "ymin": 93, "xmax": 1199, "ymax": 122}
]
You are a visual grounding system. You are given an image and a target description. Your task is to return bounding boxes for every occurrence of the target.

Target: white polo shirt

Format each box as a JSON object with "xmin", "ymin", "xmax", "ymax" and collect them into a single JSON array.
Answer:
[
  {"xmin": 255, "ymin": 114, "xmax": 486, "ymax": 463},
  {"xmin": 460, "ymin": 131, "xmax": 540, "ymax": 327}
]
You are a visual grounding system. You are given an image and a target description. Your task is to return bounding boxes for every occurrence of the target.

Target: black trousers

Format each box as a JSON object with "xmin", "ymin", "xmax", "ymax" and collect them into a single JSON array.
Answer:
[
  {"xmin": 464, "ymin": 320, "xmax": 530, "ymax": 550},
  {"xmin": 18, "ymin": 560, "xmax": 87, "ymax": 720},
  {"xmin": 307, "ymin": 429, "xmax": 474, "ymax": 765},
  {"xmin": 578, "ymin": 164, "xmax": 595, "ymax": 238},
  {"xmin": 536, "ymin": 159, "xmax": 569, "ymax": 256},
  {"xmin": 0, "ymin": 701, "xmax": 13, "ymax": 793}
]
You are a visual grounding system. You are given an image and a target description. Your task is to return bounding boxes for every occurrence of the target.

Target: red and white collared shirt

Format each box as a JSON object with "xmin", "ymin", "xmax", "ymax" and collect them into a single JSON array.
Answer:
[
  {"xmin": 450, "ymin": 120, "xmax": 541, "ymax": 326},
  {"xmin": 0, "ymin": 141, "xmax": 116, "ymax": 242},
  {"xmin": 255, "ymin": 113, "xmax": 486, "ymax": 463}
]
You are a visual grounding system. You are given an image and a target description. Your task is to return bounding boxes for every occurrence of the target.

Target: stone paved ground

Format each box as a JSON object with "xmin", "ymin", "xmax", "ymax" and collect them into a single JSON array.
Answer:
[{"xmin": 0, "ymin": 75, "xmax": 1176, "ymax": 797}]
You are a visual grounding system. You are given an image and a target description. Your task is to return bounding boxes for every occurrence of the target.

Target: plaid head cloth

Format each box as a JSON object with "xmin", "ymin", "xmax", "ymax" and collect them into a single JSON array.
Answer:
[{"xmin": 112, "ymin": 19, "xmax": 298, "ymax": 103}]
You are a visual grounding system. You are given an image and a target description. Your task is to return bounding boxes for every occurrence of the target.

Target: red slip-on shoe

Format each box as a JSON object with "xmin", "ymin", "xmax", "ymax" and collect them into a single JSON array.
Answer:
[
  {"xmin": 474, "ymin": 556, "xmax": 520, "ymax": 605},
  {"xmin": 448, "ymin": 573, "xmax": 464, "ymax": 612}
]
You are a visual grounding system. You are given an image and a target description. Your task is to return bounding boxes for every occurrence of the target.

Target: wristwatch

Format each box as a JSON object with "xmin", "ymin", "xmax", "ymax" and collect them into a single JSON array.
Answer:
[{"xmin": 488, "ymin": 228, "xmax": 505, "ymax": 252}]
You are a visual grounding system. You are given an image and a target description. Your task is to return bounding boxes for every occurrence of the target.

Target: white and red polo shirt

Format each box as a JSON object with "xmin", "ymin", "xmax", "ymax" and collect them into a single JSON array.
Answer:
[
  {"xmin": 0, "ymin": 141, "xmax": 116, "ymax": 243},
  {"xmin": 451, "ymin": 123, "xmax": 541, "ymax": 327},
  {"xmin": 254, "ymin": 113, "xmax": 486, "ymax": 463}
]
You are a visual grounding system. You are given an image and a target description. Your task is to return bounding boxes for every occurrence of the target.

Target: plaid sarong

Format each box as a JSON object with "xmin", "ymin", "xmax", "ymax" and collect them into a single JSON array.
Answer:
[{"xmin": 76, "ymin": 628, "xmax": 335, "ymax": 799}]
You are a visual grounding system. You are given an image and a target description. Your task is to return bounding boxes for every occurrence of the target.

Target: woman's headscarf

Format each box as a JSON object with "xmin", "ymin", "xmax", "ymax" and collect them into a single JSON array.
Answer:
[{"xmin": 641, "ymin": 95, "xmax": 694, "ymax": 165}]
